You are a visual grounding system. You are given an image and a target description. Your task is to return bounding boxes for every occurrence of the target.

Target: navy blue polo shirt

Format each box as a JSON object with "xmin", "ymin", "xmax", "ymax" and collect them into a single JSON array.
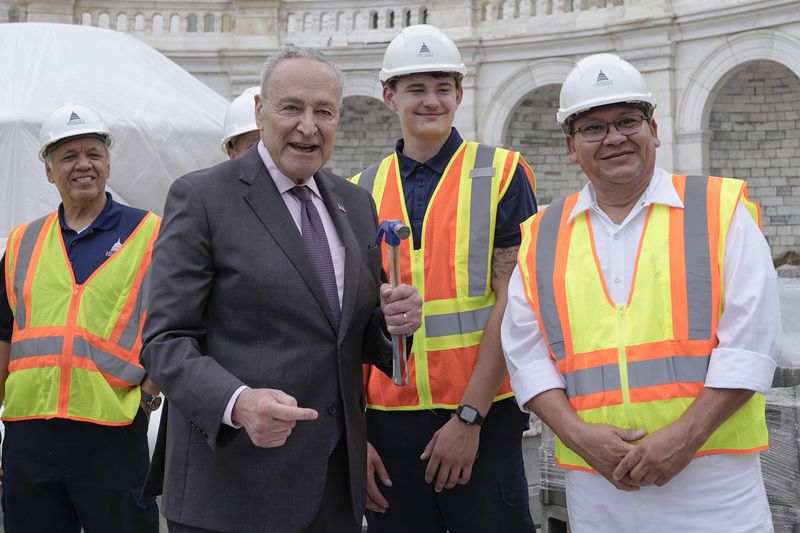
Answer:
[
  {"xmin": 0, "ymin": 193, "xmax": 148, "ymax": 341},
  {"xmin": 396, "ymin": 128, "xmax": 537, "ymax": 250}
]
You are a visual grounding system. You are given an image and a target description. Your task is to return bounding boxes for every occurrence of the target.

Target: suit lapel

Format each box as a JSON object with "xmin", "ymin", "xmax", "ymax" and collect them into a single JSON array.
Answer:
[
  {"xmin": 316, "ymin": 171, "xmax": 360, "ymax": 342},
  {"xmin": 239, "ymin": 150, "xmax": 338, "ymax": 330}
]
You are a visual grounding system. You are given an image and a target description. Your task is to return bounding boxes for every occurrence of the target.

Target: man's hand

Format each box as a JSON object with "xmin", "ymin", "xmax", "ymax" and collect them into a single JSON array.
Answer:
[
  {"xmin": 366, "ymin": 442, "xmax": 392, "ymax": 513},
  {"xmin": 380, "ymin": 283, "xmax": 422, "ymax": 336},
  {"xmin": 612, "ymin": 421, "xmax": 696, "ymax": 488},
  {"xmin": 420, "ymin": 415, "xmax": 481, "ymax": 492},
  {"xmin": 569, "ymin": 422, "xmax": 646, "ymax": 491},
  {"xmin": 231, "ymin": 388, "xmax": 318, "ymax": 448},
  {"xmin": 611, "ymin": 387, "xmax": 756, "ymax": 488}
]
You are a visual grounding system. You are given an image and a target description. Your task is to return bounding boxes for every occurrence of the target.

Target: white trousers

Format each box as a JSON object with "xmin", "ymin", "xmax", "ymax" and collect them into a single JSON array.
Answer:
[{"xmin": 565, "ymin": 453, "xmax": 774, "ymax": 533}]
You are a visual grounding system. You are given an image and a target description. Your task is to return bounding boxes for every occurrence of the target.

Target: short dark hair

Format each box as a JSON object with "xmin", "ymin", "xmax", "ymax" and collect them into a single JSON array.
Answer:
[
  {"xmin": 382, "ymin": 71, "xmax": 463, "ymax": 91},
  {"xmin": 563, "ymin": 102, "xmax": 654, "ymax": 136}
]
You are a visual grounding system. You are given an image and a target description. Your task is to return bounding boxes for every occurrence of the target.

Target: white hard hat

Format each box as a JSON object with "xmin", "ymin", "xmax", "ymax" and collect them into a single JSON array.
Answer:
[
  {"xmin": 221, "ymin": 87, "xmax": 260, "ymax": 154},
  {"xmin": 556, "ymin": 53, "xmax": 656, "ymax": 126},
  {"xmin": 379, "ymin": 24, "xmax": 466, "ymax": 83},
  {"xmin": 39, "ymin": 103, "xmax": 114, "ymax": 162}
]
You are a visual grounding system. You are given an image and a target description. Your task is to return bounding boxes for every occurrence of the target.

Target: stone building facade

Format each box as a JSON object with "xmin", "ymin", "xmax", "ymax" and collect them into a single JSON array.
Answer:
[{"xmin": 3, "ymin": 0, "xmax": 799, "ymax": 260}]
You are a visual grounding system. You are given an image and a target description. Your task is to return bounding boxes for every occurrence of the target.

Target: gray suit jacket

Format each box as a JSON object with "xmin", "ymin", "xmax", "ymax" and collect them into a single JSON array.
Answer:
[{"xmin": 141, "ymin": 146, "xmax": 392, "ymax": 532}]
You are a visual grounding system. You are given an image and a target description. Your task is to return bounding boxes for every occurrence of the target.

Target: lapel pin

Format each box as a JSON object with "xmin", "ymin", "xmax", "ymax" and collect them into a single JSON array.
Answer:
[{"xmin": 338, "ymin": 203, "xmax": 347, "ymax": 214}]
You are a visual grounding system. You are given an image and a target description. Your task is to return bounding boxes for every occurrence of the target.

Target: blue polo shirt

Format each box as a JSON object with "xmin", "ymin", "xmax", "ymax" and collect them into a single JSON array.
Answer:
[
  {"xmin": 396, "ymin": 128, "xmax": 537, "ymax": 250},
  {"xmin": 0, "ymin": 193, "xmax": 148, "ymax": 341}
]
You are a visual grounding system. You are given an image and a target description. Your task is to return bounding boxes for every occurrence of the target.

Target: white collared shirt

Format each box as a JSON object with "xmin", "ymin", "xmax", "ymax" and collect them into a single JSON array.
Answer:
[{"xmin": 501, "ymin": 168, "xmax": 781, "ymax": 409}]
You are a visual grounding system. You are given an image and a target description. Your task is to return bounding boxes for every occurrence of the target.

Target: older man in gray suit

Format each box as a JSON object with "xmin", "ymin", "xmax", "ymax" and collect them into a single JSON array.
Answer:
[{"xmin": 141, "ymin": 47, "xmax": 422, "ymax": 532}]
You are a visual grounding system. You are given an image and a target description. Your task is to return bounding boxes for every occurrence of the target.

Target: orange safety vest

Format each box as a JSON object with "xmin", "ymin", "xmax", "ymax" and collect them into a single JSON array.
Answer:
[
  {"xmin": 3, "ymin": 210, "xmax": 161, "ymax": 425},
  {"xmin": 517, "ymin": 174, "xmax": 767, "ymax": 470},
  {"xmin": 352, "ymin": 141, "xmax": 536, "ymax": 409}
]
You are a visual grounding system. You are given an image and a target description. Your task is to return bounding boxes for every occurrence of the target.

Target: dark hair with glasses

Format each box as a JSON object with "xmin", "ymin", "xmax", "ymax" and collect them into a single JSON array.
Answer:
[
  {"xmin": 571, "ymin": 114, "xmax": 648, "ymax": 142},
  {"xmin": 563, "ymin": 102, "xmax": 654, "ymax": 137}
]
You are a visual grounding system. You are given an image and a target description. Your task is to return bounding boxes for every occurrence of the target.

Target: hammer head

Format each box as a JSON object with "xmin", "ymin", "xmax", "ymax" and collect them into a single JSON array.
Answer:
[{"xmin": 375, "ymin": 220, "xmax": 411, "ymax": 246}]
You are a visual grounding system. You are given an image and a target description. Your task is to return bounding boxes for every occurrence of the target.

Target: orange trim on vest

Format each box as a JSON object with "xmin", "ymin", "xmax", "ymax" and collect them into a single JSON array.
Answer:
[
  {"xmin": 109, "ymin": 216, "xmax": 160, "ymax": 344},
  {"xmin": 553, "ymin": 195, "xmax": 578, "ymax": 360},
  {"xmin": 670, "ymin": 175, "xmax": 688, "ymax": 339}
]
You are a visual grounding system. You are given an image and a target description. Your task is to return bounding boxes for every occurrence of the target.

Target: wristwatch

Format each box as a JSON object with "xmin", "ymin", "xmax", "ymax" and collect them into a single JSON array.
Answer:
[
  {"xmin": 141, "ymin": 391, "xmax": 163, "ymax": 412},
  {"xmin": 455, "ymin": 404, "xmax": 484, "ymax": 426}
]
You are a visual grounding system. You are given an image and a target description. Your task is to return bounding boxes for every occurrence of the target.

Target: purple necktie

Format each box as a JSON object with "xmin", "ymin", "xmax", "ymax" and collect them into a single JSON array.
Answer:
[{"xmin": 291, "ymin": 186, "xmax": 341, "ymax": 329}]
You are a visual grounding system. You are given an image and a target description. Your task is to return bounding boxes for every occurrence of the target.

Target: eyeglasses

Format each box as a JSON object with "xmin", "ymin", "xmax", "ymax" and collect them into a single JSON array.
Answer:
[{"xmin": 571, "ymin": 114, "xmax": 647, "ymax": 142}]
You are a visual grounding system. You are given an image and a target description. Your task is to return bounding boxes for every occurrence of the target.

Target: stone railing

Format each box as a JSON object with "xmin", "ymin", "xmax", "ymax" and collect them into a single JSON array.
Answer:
[
  {"xmin": 74, "ymin": 8, "xmax": 235, "ymax": 34},
  {"xmin": 17, "ymin": 0, "xmax": 626, "ymax": 41}
]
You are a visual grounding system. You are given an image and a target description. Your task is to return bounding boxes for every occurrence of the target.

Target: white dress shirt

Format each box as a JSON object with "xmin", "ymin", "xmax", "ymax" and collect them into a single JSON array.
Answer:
[
  {"xmin": 502, "ymin": 167, "xmax": 782, "ymax": 411},
  {"xmin": 223, "ymin": 141, "xmax": 346, "ymax": 427}
]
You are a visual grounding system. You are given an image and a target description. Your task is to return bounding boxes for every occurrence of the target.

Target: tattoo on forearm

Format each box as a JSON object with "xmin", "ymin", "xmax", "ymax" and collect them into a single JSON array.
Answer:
[{"xmin": 491, "ymin": 246, "xmax": 519, "ymax": 280}]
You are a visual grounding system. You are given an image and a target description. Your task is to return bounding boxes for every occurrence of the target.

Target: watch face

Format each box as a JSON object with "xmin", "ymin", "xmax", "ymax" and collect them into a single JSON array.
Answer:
[
  {"xmin": 459, "ymin": 405, "xmax": 478, "ymax": 424},
  {"xmin": 150, "ymin": 395, "xmax": 163, "ymax": 411}
]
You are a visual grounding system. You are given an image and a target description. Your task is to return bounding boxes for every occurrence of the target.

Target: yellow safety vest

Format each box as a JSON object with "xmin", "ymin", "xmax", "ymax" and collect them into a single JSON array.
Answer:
[
  {"xmin": 517, "ymin": 174, "xmax": 767, "ymax": 470},
  {"xmin": 3, "ymin": 210, "xmax": 160, "ymax": 425},
  {"xmin": 352, "ymin": 141, "xmax": 535, "ymax": 409}
]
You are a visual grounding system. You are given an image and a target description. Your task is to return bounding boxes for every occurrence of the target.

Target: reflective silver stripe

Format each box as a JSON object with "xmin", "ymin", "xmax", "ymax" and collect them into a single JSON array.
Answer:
[
  {"xmin": 684, "ymin": 176, "xmax": 712, "ymax": 340},
  {"xmin": 535, "ymin": 199, "xmax": 567, "ymax": 361},
  {"xmin": 628, "ymin": 355, "xmax": 710, "ymax": 389},
  {"xmin": 355, "ymin": 161, "xmax": 381, "ymax": 195},
  {"xmin": 12, "ymin": 215, "xmax": 50, "ymax": 330},
  {"xmin": 73, "ymin": 337, "xmax": 146, "ymax": 385},
  {"xmin": 9, "ymin": 336, "xmax": 64, "ymax": 360},
  {"xmin": 425, "ymin": 305, "xmax": 494, "ymax": 338},
  {"xmin": 565, "ymin": 364, "xmax": 621, "ymax": 398},
  {"xmin": 118, "ymin": 266, "xmax": 151, "ymax": 351},
  {"xmin": 468, "ymin": 144, "xmax": 497, "ymax": 297}
]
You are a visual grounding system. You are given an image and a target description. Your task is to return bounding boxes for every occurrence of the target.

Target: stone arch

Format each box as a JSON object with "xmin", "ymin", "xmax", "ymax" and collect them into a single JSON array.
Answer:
[
  {"xmin": 675, "ymin": 30, "xmax": 800, "ymax": 173},
  {"xmin": 480, "ymin": 58, "xmax": 573, "ymax": 145},
  {"xmin": 116, "ymin": 12, "xmax": 128, "ymax": 31},
  {"xmin": 80, "ymin": 11, "xmax": 92, "ymax": 26},
  {"xmin": 204, "ymin": 13, "xmax": 215, "ymax": 32},
  {"xmin": 342, "ymin": 71, "xmax": 383, "ymax": 102},
  {"xmin": 707, "ymin": 61, "xmax": 800, "ymax": 257},
  {"xmin": 134, "ymin": 13, "xmax": 145, "ymax": 31},
  {"xmin": 502, "ymin": 84, "xmax": 579, "ymax": 205},
  {"xmin": 98, "ymin": 12, "xmax": 110, "ymax": 28},
  {"xmin": 152, "ymin": 13, "xmax": 164, "ymax": 33},
  {"xmin": 328, "ymin": 95, "xmax": 401, "ymax": 178}
]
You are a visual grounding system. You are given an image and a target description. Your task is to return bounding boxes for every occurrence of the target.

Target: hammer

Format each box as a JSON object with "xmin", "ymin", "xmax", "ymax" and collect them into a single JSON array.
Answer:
[{"xmin": 375, "ymin": 220, "xmax": 412, "ymax": 386}]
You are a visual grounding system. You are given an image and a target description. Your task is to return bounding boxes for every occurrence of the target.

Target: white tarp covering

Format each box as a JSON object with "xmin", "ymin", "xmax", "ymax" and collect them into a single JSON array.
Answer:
[{"xmin": 0, "ymin": 22, "xmax": 229, "ymax": 244}]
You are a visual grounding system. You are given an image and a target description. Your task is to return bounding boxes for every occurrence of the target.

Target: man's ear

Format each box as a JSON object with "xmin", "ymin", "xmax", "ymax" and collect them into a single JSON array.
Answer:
[
  {"xmin": 565, "ymin": 135, "xmax": 579, "ymax": 165},
  {"xmin": 45, "ymin": 162, "xmax": 54, "ymax": 183},
  {"xmin": 383, "ymin": 84, "xmax": 398, "ymax": 113},
  {"xmin": 649, "ymin": 117, "xmax": 661, "ymax": 148}
]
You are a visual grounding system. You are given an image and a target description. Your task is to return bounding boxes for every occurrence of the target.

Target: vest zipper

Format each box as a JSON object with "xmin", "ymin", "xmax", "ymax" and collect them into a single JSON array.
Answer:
[
  {"xmin": 412, "ymin": 248, "xmax": 432, "ymax": 407},
  {"xmin": 616, "ymin": 304, "xmax": 635, "ymax": 427},
  {"xmin": 58, "ymin": 284, "xmax": 84, "ymax": 417}
]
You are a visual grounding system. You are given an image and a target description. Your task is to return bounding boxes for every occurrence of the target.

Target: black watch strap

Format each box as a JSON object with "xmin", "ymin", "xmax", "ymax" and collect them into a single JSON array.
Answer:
[
  {"xmin": 455, "ymin": 404, "xmax": 484, "ymax": 426},
  {"xmin": 141, "ymin": 391, "xmax": 163, "ymax": 412}
]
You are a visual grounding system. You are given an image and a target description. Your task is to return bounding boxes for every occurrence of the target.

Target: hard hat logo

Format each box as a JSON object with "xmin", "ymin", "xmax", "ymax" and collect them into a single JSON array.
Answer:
[
  {"xmin": 38, "ymin": 103, "xmax": 114, "ymax": 162},
  {"xmin": 67, "ymin": 111, "xmax": 84, "ymax": 125},
  {"xmin": 379, "ymin": 24, "xmax": 466, "ymax": 82},
  {"xmin": 417, "ymin": 42, "xmax": 433, "ymax": 58},
  {"xmin": 556, "ymin": 53, "xmax": 656, "ymax": 127},
  {"xmin": 595, "ymin": 70, "xmax": 612, "ymax": 87}
]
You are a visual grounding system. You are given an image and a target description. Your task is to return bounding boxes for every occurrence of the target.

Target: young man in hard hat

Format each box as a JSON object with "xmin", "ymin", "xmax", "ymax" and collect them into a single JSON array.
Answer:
[
  {"xmin": 351, "ymin": 24, "xmax": 537, "ymax": 532},
  {"xmin": 502, "ymin": 53, "xmax": 779, "ymax": 532},
  {"xmin": 0, "ymin": 103, "xmax": 161, "ymax": 532},
  {"xmin": 221, "ymin": 86, "xmax": 262, "ymax": 159}
]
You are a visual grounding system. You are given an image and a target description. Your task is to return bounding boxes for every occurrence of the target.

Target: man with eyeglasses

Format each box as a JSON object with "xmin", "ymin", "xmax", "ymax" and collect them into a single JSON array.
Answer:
[{"xmin": 501, "ymin": 53, "xmax": 780, "ymax": 532}]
